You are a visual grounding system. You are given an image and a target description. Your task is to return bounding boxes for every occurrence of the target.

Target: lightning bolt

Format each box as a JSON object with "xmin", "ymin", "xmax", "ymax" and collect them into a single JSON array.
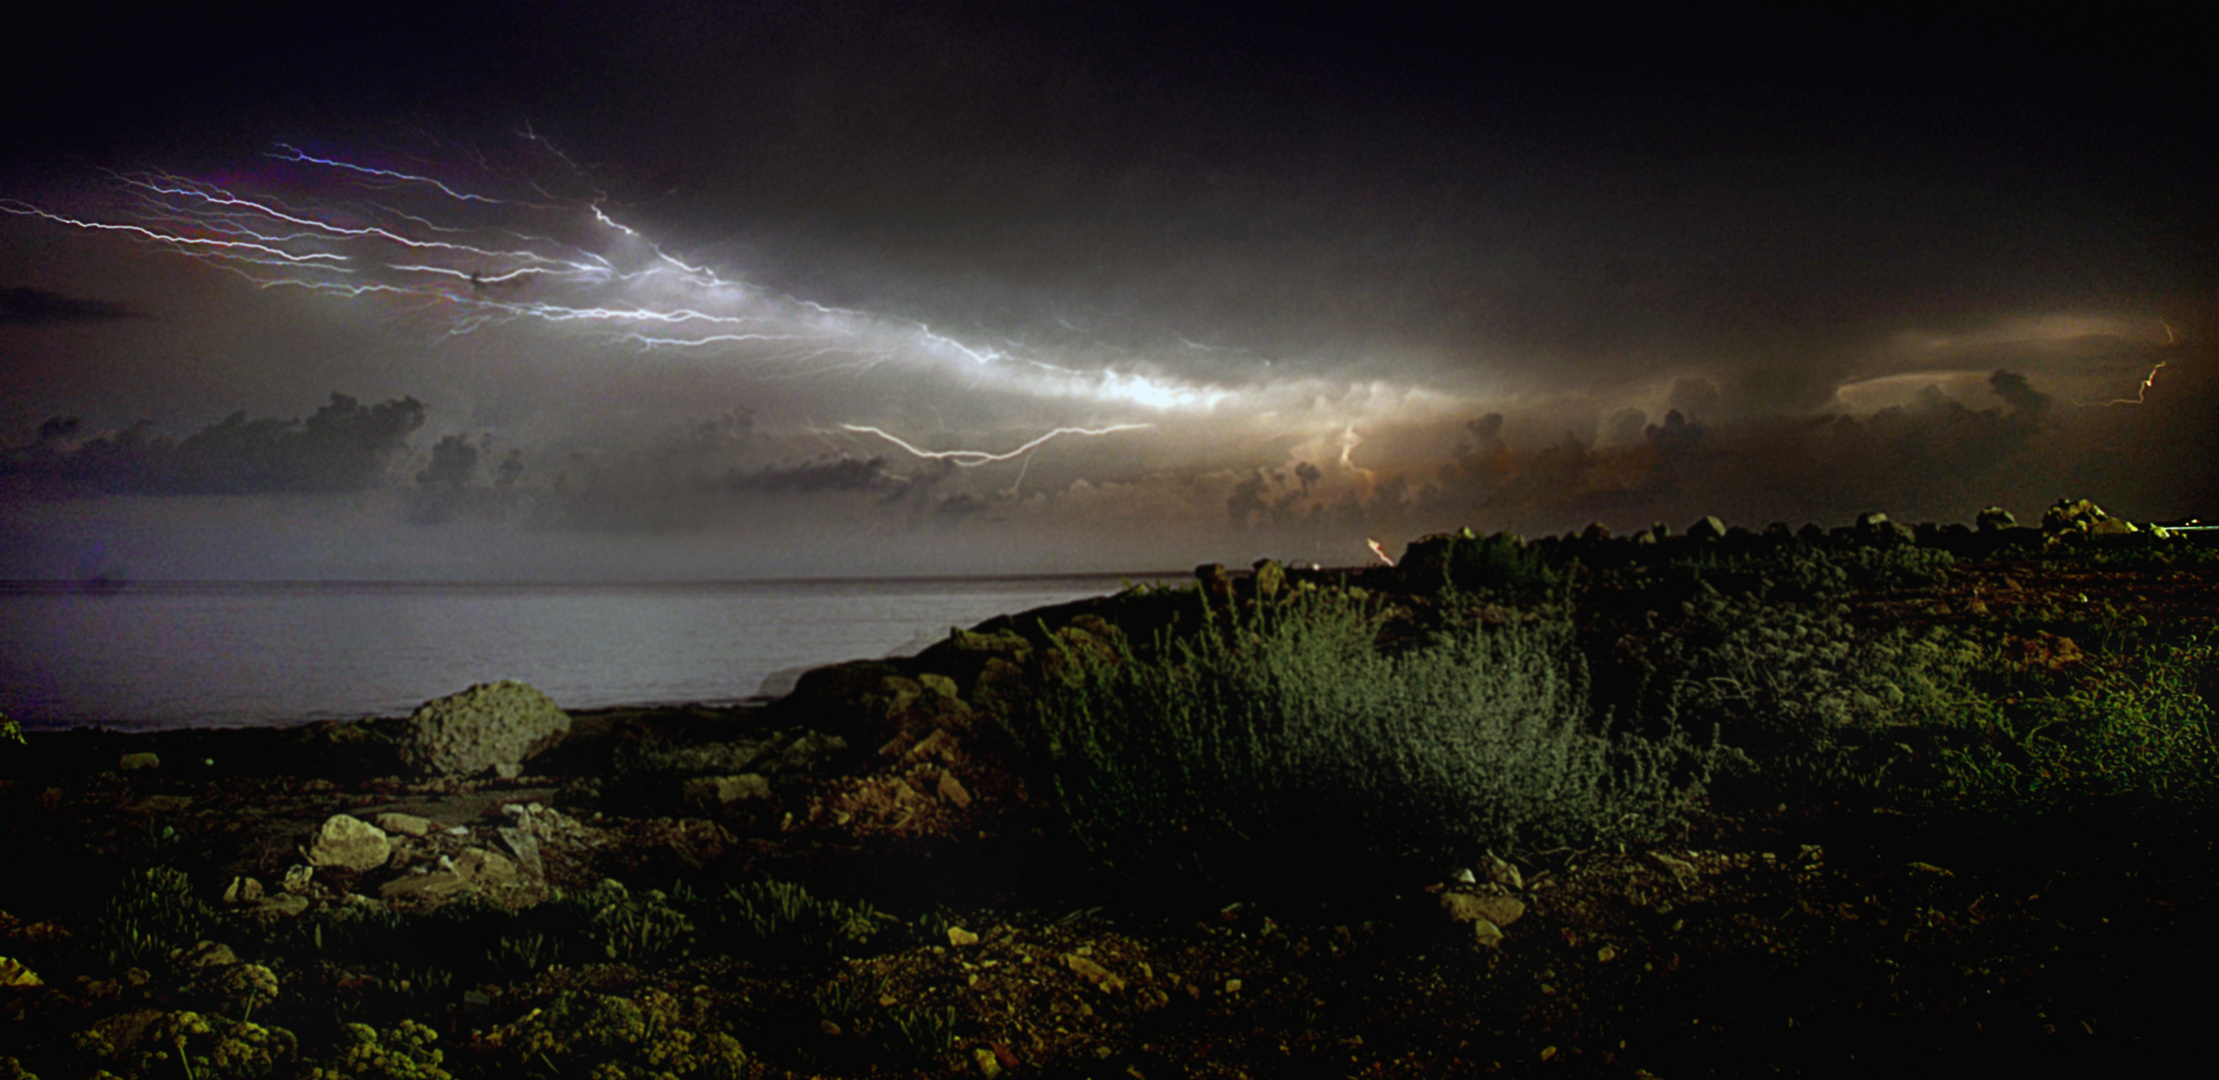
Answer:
[
  {"xmin": 4, "ymin": 137, "xmax": 1226, "ymax": 416},
  {"xmin": 1367, "ymin": 539, "xmax": 1396, "ymax": 566},
  {"xmin": 840, "ymin": 423, "xmax": 1152, "ymax": 466},
  {"xmin": 2077, "ymin": 361, "xmax": 2168, "ymax": 406}
]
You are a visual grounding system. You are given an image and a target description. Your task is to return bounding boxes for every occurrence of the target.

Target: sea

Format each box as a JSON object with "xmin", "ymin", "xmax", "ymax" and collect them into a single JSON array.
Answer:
[{"xmin": 0, "ymin": 574, "xmax": 1183, "ymax": 731}]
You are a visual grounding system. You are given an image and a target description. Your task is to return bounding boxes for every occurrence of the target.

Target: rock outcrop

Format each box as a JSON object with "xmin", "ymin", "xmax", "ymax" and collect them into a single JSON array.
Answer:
[{"xmin": 400, "ymin": 680, "xmax": 571, "ymax": 778}]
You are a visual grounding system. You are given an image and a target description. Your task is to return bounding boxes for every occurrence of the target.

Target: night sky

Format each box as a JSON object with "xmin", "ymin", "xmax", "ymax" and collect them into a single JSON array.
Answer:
[{"xmin": 2, "ymin": 3, "xmax": 2211, "ymax": 579}]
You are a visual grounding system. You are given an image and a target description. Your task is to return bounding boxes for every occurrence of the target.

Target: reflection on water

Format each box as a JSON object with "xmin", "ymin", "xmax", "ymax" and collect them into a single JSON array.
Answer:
[{"xmin": 0, "ymin": 575, "xmax": 1180, "ymax": 730}]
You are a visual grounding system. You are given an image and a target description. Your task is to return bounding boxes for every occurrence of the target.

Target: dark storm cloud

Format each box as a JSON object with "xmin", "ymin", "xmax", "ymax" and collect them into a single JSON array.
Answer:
[
  {"xmin": 1989, "ymin": 370, "xmax": 2054, "ymax": 417},
  {"xmin": 0, "ymin": 286, "xmax": 141, "ymax": 325},
  {"xmin": 722, "ymin": 456, "xmax": 897, "ymax": 495},
  {"xmin": 520, "ymin": 405, "xmax": 964, "ymax": 533},
  {"xmin": 1, "ymin": 394, "xmax": 424, "ymax": 499},
  {"xmin": 1220, "ymin": 360, "xmax": 2216, "ymax": 542},
  {"xmin": 0, "ymin": 4, "xmax": 2210, "ymax": 579}
]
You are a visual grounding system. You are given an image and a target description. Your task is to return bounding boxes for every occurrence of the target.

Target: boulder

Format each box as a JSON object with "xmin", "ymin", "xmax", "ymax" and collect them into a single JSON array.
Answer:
[
  {"xmin": 118, "ymin": 752, "xmax": 160, "ymax": 771},
  {"xmin": 1976, "ymin": 506, "xmax": 2016, "ymax": 532},
  {"xmin": 400, "ymin": 680, "xmax": 571, "ymax": 778},
  {"xmin": 305, "ymin": 814, "xmax": 391, "ymax": 871}
]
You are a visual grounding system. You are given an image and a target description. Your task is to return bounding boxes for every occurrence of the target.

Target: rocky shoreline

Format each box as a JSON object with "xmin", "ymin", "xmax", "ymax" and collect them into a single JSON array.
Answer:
[{"xmin": 4, "ymin": 503, "xmax": 2217, "ymax": 1077}]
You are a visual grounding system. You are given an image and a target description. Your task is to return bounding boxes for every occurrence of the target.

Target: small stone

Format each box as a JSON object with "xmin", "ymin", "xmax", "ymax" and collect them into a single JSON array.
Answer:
[
  {"xmin": 306, "ymin": 814, "xmax": 392, "ymax": 871},
  {"xmin": 281, "ymin": 865, "xmax": 315, "ymax": 894},
  {"xmin": 1224, "ymin": 978, "xmax": 1242, "ymax": 994},
  {"xmin": 1452, "ymin": 868, "xmax": 1477, "ymax": 885},
  {"xmin": 1478, "ymin": 853, "xmax": 1524, "ymax": 891},
  {"xmin": 0, "ymin": 956, "xmax": 41, "ymax": 987},
  {"xmin": 498, "ymin": 826, "xmax": 545, "ymax": 880},
  {"xmin": 1597, "ymin": 945, "xmax": 1618, "ymax": 963},
  {"xmin": 974, "ymin": 1047, "xmax": 1004, "ymax": 1078},
  {"xmin": 187, "ymin": 941, "xmax": 239, "ymax": 967},
  {"xmin": 1442, "ymin": 892, "xmax": 1526, "ymax": 930},
  {"xmin": 1472, "ymin": 896, "xmax": 1526, "ymax": 927},
  {"xmin": 937, "ymin": 770, "xmax": 974, "ymax": 808},
  {"xmin": 1441, "ymin": 892, "xmax": 1486, "ymax": 922},
  {"xmin": 1472, "ymin": 919, "xmax": 1505, "ymax": 948},
  {"xmin": 118, "ymin": 752, "xmax": 159, "ymax": 771},
  {"xmin": 374, "ymin": 812, "xmax": 434, "ymax": 837},
  {"xmin": 493, "ymin": 761, "xmax": 523, "ymax": 780},
  {"xmin": 904, "ymin": 729, "xmax": 954, "ymax": 762},
  {"xmin": 1063, "ymin": 953, "xmax": 1127, "ymax": 992},
  {"xmin": 222, "ymin": 876, "xmax": 264, "ymax": 904},
  {"xmin": 948, "ymin": 925, "xmax": 980, "ymax": 946}
]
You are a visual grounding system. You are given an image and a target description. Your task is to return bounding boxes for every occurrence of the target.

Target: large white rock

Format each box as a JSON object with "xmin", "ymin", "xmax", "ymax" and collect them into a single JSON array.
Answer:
[
  {"xmin": 401, "ymin": 680, "xmax": 571, "ymax": 777},
  {"xmin": 306, "ymin": 814, "xmax": 392, "ymax": 871}
]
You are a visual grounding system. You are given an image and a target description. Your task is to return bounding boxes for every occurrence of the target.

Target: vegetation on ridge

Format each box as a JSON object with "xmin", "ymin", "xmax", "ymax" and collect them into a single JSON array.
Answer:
[{"xmin": 4, "ymin": 505, "xmax": 2219, "ymax": 1077}]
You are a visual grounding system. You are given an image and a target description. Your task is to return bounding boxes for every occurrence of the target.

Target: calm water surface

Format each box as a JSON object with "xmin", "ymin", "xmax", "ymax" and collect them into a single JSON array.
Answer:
[{"xmin": 0, "ymin": 575, "xmax": 1179, "ymax": 730}]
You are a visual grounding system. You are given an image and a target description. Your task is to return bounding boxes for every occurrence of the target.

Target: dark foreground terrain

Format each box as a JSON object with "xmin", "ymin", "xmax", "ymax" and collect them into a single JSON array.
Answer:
[{"xmin": 4, "ymin": 506, "xmax": 2217, "ymax": 1078}]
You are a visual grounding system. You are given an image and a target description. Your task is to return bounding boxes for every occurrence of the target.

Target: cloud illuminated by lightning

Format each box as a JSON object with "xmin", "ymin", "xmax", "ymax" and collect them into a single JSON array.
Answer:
[{"xmin": 1, "ymin": 139, "xmax": 1233, "ymax": 416}]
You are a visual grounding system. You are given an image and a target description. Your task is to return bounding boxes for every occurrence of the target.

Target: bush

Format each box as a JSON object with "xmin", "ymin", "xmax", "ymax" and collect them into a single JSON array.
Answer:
[
  {"xmin": 1903, "ymin": 643, "xmax": 2219, "ymax": 820},
  {"xmin": 1441, "ymin": 531, "xmax": 1561, "ymax": 595},
  {"xmin": 1018, "ymin": 587, "xmax": 1717, "ymax": 897},
  {"xmin": 1635, "ymin": 592, "xmax": 1985, "ymax": 802}
]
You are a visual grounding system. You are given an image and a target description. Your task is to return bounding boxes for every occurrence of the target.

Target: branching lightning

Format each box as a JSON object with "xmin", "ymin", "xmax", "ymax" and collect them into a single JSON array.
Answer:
[{"xmin": 3, "ymin": 138, "xmax": 1226, "ymax": 414}]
